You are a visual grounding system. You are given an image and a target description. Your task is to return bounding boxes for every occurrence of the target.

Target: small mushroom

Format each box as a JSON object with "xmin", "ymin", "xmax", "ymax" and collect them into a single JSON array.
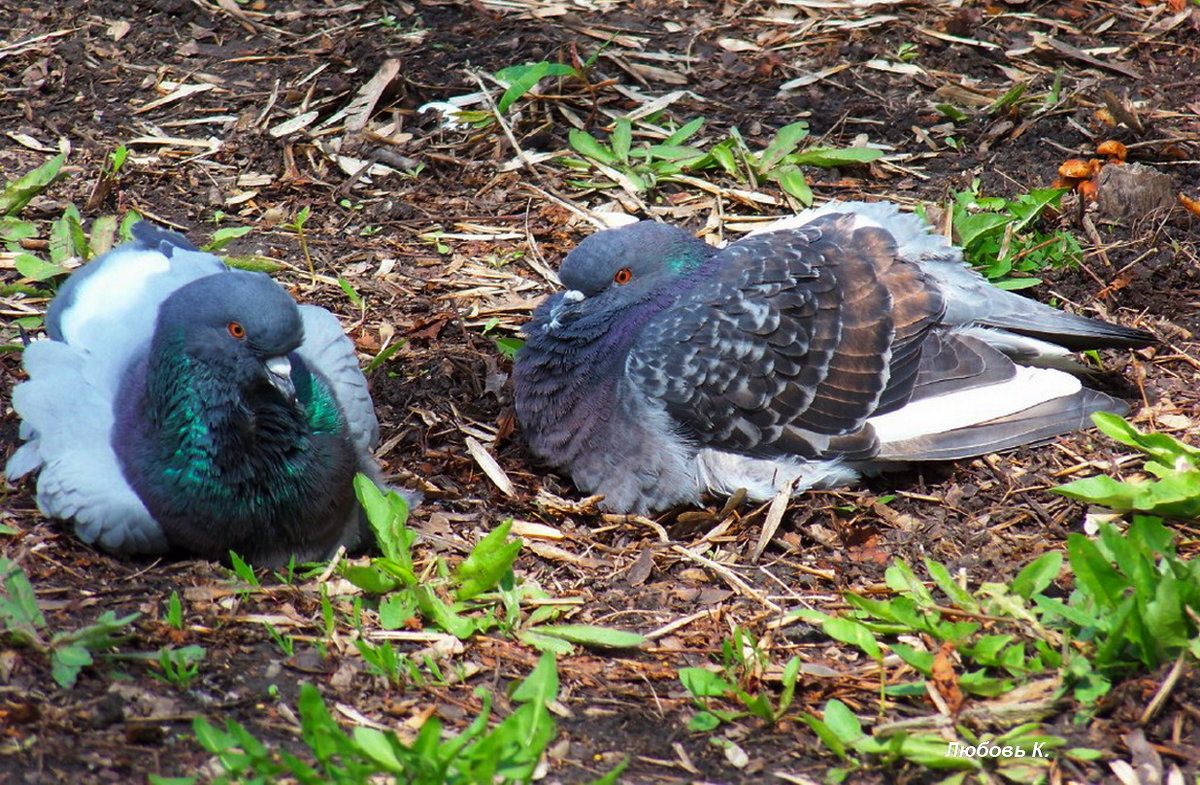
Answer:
[
  {"xmin": 1097, "ymin": 140, "xmax": 1128, "ymax": 163},
  {"xmin": 1058, "ymin": 159, "xmax": 1099, "ymax": 179}
]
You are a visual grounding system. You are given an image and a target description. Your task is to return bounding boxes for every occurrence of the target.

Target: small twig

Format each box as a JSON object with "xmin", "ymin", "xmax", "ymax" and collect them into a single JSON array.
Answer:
[
  {"xmin": 1141, "ymin": 652, "xmax": 1188, "ymax": 726},
  {"xmin": 751, "ymin": 477, "xmax": 794, "ymax": 563},
  {"xmin": 670, "ymin": 545, "xmax": 781, "ymax": 612},
  {"xmin": 468, "ymin": 69, "xmax": 543, "ymax": 184},
  {"xmin": 644, "ymin": 608, "xmax": 716, "ymax": 641}
]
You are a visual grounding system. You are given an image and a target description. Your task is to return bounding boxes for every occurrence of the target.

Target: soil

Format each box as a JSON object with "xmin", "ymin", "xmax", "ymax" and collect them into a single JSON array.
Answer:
[{"xmin": 1, "ymin": 0, "xmax": 1199, "ymax": 783}]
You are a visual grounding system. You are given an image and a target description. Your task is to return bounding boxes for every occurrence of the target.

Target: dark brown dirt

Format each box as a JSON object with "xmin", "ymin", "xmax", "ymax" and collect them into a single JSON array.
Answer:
[{"xmin": 1, "ymin": 1, "xmax": 1199, "ymax": 783}]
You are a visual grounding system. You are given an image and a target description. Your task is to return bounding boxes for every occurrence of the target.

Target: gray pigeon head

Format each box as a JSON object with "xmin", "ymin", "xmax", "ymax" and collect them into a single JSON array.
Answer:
[
  {"xmin": 557, "ymin": 220, "xmax": 712, "ymax": 298},
  {"xmin": 155, "ymin": 271, "xmax": 304, "ymax": 398},
  {"xmin": 159, "ymin": 271, "xmax": 303, "ymax": 358}
]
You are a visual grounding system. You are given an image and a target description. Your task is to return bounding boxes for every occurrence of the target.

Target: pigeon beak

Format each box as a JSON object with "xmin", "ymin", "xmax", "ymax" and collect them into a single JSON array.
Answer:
[
  {"xmin": 547, "ymin": 289, "xmax": 586, "ymax": 332},
  {"xmin": 264, "ymin": 355, "xmax": 296, "ymax": 401}
]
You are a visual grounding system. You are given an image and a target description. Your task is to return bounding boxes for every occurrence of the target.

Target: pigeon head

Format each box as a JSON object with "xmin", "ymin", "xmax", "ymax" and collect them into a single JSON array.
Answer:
[
  {"xmin": 536, "ymin": 221, "xmax": 714, "ymax": 336},
  {"xmin": 155, "ymin": 271, "xmax": 304, "ymax": 400},
  {"xmin": 558, "ymin": 220, "xmax": 712, "ymax": 298}
]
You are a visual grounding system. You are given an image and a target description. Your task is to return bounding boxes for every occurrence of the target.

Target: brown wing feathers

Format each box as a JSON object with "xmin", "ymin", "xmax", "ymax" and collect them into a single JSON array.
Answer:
[{"xmin": 770, "ymin": 216, "xmax": 943, "ymax": 459}]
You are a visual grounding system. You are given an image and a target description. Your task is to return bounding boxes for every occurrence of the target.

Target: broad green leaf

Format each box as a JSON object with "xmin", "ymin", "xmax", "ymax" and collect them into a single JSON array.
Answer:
[
  {"xmin": 355, "ymin": 474, "xmax": 412, "ymax": 565},
  {"xmin": 758, "ymin": 121, "xmax": 809, "ymax": 170},
  {"xmin": 1067, "ymin": 532, "xmax": 1134, "ymax": 610},
  {"xmin": 687, "ymin": 711, "xmax": 722, "ymax": 731},
  {"xmin": 109, "ymin": 145, "xmax": 130, "ymax": 173},
  {"xmin": 49, "ymin": 206, "xmax": 85, "ymax": 263},
  {"xmin": 118, "ymin": 211, "xmax": 142, "ymax": 241},
  {"xmin": 511, "ymin": 650, "xmax": 559, "ymax": 705},
  {"xmin": 821, "ymin": 699, "xmax": 865, "ymax": 744},
  {"xmin": 1092, "ymin": 412, "xmax": 1200, "ymax": 464},
  {"xmin": 775, "ymin": 166, "xmax": 812, "ymax": 205},
  {"xmin": 495, "ymin": 336, "xmax": 524, "ymax": 359},
  {"xmin": 414, "ymin": 585, "xmax": 476, "ymax": 639},
  {"xmin": 788, "ymin": 147, "xmax": 883, "ymax": 167},
  {"xmin": 0, "ymin": 216, "xmax": 38, "ymax": 245},
  {"xmin": 679, "ymin": 667, "xmax": 734, "ymax": 698},
  {"xmin": 495, "ymin": 61, "xmax": 574, "ymax": 113},
  {"xmin": 822, "ymin": 617, "xmax": 883, "ymax": 660},
  {"xmin": 890, "ymin": 641, "xmax": 934, "ymax": 674},
  {"xmin": 664, "ymin": 117, "xmax": 704, "ymax": 146},
  {"xmin": 14, "ymin": 253, "xmax": 68, "ymax": 282},
  {"xmin": 569, "ymin": 129, "xmax": 619, "ymax": 166},
  {"xmin": 519, "ymin": 629, "xmax": 576, "ymax": 655},
  {"xmin": 935, "ymin": 104, "xmax": 968, "ymax": 122},
  {"xmin": 885, "ymin": 559, "xmax": 935, "ymax": 605},
  {"xmin": 994, "ymin": 277, "xmax": 1042, "ymax": 290},
  {"xmin": 964, "ymin": 634, "xmax": 1015, "ymax": 662},
  {"xmin": 0, "ymin": 154, "xmax": 64, "ymax": 216},
  {"xmin": 203, "ymin": 225, "xmax": 253, "ymax": 252},
  {"xmin": 337, "ymin": 276, "xmax": 363, "ymax": 308},
  {"xmin": 843, "ymin": 593, "xmax": 925, "ymax": 631},
  {"xmin": 378, "ymin": 592, "xmax": 418, "ymax": 630},
  {"xmin": 799, "ymin": 712, "xmax": 848, "ymax": 759},
  {"xmin": 532, "ymin": 624, "xmax": 645, "ymax": 650},
  {"xmin": 191, "ymin": 717, "xmax": 228, "ymax": 752},
  {"xmin": 1065, "ymin": 747, "xmax": 1105, "ymax": 761},
  {"xmin": 955, "ymin": 212, "xmax": 1010, "ymax": 250},
  {"xmin": 352, "ymin": 727, "xmax": 406, "ymax": 773},
  {"xmin": 642, "ymin": 144, "xmax": 707, "ymax": 162},
  {"xmin": 342, "ymin": 563, "xmax": 403, "ymax": 594},
  {"xmin": 741, "ymin": 691, "xmax": 775, "ymax": 721},
  {"xmin": 222, "ymin": 255, "xmax": 284, "ymax": 273},
  {"xmin": 895, "ymin": 734, "xmax": 982, "ymax": 770},
  {"xmin": 925, "ymin": 558, "xmax": 977, "ymax": 611},
  {"xmin": 611, "ymin": 117, "xmax": 632, "ymax": 164},
  {"xmin": 1033, "ymin": 595, "xmax": 1100, "ymax": 628},
  {"xmin": 1, "ymin": 558, "xmax": 46, "ymax": 631},
  {"xmin": 455, "ymin": 519, "xmax": 520, "ymax": 600},
  {"xmin": 779, "ymin": 656, "xmax": 801, "ymax": 711},
  {"xmin": 957, "ymin": 669, "xmax": 1015, "ymax": 697},
  {"xmin": 708, "ymin": 141, "xmax": 739, "ymax": 175},
  {"xmin": 51, "ymin": 644, "xmax": 94, "ymax": 687}
]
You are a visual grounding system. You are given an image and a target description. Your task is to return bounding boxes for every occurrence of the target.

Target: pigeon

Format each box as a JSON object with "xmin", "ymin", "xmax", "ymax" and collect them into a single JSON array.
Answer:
[
  {"xmin": 513, "ymin": 201, "xmax": 1155, "ymax": 514},
  {"xmin": 6, "ymin": 222, "xmax": 383, "ymax": 566}
]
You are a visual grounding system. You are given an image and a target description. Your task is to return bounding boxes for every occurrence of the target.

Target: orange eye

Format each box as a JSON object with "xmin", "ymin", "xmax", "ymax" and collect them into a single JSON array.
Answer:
[
  {"xmin": 228, "ymin": 322, "xmax": 246, "ymax": 339},
  {"xmin": 613, "ymin": 267, "xmax": 633, "ymax": 285}
]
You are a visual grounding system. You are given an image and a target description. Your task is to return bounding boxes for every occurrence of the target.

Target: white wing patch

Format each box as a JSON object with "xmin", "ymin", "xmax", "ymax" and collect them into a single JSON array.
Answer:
[{"xmin": 867, "ymin": 365, "xmax": 1082, "ymax": 443}]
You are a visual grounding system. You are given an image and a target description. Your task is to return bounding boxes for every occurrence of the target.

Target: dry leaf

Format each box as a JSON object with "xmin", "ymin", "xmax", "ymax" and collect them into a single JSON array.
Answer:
[{"xmin": 931, "ymin": 641, "xmax": 965, "ymax": 715}]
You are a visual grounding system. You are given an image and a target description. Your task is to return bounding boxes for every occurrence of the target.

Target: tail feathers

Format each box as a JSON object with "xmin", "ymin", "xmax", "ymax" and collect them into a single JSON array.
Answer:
[
  {"xmin": 875, "ymin": 387, "xmax": 1124, "ymax": 462},
  {"xmin": 978, "ymin": 309, "xmax": 1155, "ymax": 351}
]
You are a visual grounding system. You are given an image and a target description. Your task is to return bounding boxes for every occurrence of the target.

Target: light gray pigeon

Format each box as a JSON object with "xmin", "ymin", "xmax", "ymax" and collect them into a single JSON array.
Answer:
[
  {"xmin": 6, "ymin": 222, "xmax": 383, "ymax": 566},
  {"xmin": 513, "ymin": 201, "xmax": 1155, "ymax": 514}
]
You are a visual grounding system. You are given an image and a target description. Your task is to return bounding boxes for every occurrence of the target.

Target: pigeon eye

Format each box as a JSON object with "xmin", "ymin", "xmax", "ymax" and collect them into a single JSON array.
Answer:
[
  {"xmin": 613, "ymin": 267, "xmax": 633, "ymax": 285},
  {"xmin": 227, "ymin": 322, "xmax": 246, "ymax": 339}
]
